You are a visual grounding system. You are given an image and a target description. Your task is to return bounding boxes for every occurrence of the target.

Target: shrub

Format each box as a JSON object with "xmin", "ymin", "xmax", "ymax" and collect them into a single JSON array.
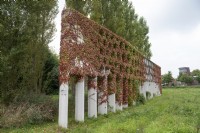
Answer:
[
  {"xmin": 136, "ymin": 93, "xmax": 145, "ymax": 105},
  {"xmin": 42, "ymin": 51, "xmax": 59, "ymax": 95},
  {"xmin": 0, "ymin": 94, "xmax": 58, "ymax": 128},
  {"xmin": 146, "ymin": 91, "xmax": 151, "ymax": 100}
]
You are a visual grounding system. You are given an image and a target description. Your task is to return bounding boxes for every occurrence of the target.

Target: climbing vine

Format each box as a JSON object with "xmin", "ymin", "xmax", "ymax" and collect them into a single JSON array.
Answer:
[{"xmin": 60, "ymin": 8, "xmax": 161, "ymax": 104}]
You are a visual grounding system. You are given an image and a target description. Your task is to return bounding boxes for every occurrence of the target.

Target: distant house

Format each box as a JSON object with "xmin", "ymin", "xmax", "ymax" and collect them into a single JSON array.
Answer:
[{"xmin": 179, "ymin": 67, "xmax": 190, "ymax": 75}]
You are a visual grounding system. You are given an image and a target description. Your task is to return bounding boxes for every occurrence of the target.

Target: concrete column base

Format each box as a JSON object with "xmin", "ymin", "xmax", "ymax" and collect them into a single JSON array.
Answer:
[
  {"xmin": 123, "ymin": 104, "xmax": 128, "ymax": 108},
  {"xmin": 98, "ymin": 91, "xmax": 107, "ymax": 115},
  {"xmin": 75, "ymin": 78, "xmax": 85, "ymax": 121},
  {"xmin": 58, "ymin": 82, "xmax": 69, "ymax": 129},
  {"xmin": 133, "ymin": 101, "xmax": 136, "ymax": 106},
  {"xmin": 108, "ymin": 93, "xmax": 116, "ymax": 112},
  {"xmin": 88, "ymin": 88, "xmax": 97, "ymax": 118},
  {"xmin": 116, "ymin": 102, "xmax": 123, "ymax": 111}
]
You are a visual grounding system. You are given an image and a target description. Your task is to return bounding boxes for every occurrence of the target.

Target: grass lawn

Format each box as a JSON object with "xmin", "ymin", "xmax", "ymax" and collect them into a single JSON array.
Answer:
[{"xmin": 1, "ymin": 88, "xmax": 200, "ymax": 133}]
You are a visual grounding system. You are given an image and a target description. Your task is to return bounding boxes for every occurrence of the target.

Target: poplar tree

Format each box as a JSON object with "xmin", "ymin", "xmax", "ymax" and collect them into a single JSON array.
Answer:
[{"xmin": 0, "ymin": 0, "xmax": 58, "ymax": 104}]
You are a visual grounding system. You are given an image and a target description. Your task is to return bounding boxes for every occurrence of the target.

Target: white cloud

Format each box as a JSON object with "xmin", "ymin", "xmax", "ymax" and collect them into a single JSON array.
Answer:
[{"xmin": 131, "ymin": 0, "xmax": 200, "ymax": 78}]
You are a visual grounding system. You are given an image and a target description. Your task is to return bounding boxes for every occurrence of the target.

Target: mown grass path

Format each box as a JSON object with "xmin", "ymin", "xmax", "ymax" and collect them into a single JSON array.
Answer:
[{"xmin": 1, "ymin": 88, "xmax": 200, "ymax": 133}]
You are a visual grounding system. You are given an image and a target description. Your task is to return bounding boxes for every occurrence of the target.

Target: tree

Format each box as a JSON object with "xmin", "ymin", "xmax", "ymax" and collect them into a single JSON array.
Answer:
[
  {"xmin": 66, "ymin": 0, "xmax": 88, "ymax": 15},
  {"xmin": 42, "ymin": 49, "xmax": 59, "ymax": 95},
  {"xmin": 162, "ymin": 71, "xmax": 173, "ymax": 85},
  {"xmin": 65, "ymin": 0, "xmax": 152, "ymax": 59},
  {"xmin": 178, "ymin": 73, "xmax": 193, "ymax": 85},
  {"xmin": 0, "ymin": 0, "xmax": 58, "ymax": 104},
  {"xmin": 191, "ymin": 69, "xmax": 200, "ymax": 83}
]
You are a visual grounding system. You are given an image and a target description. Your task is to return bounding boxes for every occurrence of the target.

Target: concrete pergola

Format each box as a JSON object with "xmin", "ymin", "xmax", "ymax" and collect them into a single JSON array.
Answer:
[{"xmin": 58, "ymin": 8, "xmax": 162, "ymax": 129}]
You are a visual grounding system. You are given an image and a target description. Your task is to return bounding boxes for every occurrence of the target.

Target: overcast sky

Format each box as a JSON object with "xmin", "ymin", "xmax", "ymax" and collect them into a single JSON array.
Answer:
[{"xmin": 49, "ymin": 0, "xmax": 200, "ymax": 78}]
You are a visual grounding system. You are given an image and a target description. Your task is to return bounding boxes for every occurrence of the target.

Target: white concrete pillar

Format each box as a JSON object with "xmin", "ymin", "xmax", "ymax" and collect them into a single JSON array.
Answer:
[
  {"xmin": 75, "ymin": 78, "xmax": 85, "ymax": 121},
  {"xmin": 123, "ymin": 104, "xmax": 128, "ymax": 108},
  {"xmin": 58, "ymin": 82, "xmax": 69, "ymax": 129},
  {"xmin": 139, "ymin": 85, "xmax": 146, "ymax": 99},
  {"xmin": 123, "ymin": 79, "xmax": 128, "ymax": 109},
  {"xmin": 116, "ymin": 77, "xmax": 123, "ymax": 111},
  {"xmin": 116, "ymin": 102, "xmax": 123, "ymax": 111},
  {"xmin": 133, "ymin": 101, "xmax": 136, "ymax": 106},
  {"xmin": 108, "ymin": 93, "xmax": 116, "ymax": 112},
  {"xmin": 88, "ymin": 77, "xmax": 97, "ymax": 118},
  {"xmin": 98, "ymin": 69, "xmax": 109, "ymax": 115},
  {"xmin": 98, "ymin": 91, "xmax": 108, "ymax": 114}
]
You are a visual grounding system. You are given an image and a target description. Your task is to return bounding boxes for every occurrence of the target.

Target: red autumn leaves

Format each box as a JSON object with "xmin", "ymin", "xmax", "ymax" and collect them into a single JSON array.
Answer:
[{"xmin": 59, "ymin": 9, "xmax": 162, "ymax": 104}]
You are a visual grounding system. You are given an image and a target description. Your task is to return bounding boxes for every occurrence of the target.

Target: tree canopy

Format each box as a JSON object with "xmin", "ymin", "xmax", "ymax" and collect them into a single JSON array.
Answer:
[
  {"xmin": 162, "ymin": 71, "xmax": 173, "ymax": 85},
  {"xmin": 177, "ymin": 73, "xmax": 193, "ymax": 85},
  {"xmin": 0, "ymin": 0, "xmax": 58, "ymax": 104},
  {"xmin": 191, "ymin": 69, "xmax": 200, "ymax": 83}
]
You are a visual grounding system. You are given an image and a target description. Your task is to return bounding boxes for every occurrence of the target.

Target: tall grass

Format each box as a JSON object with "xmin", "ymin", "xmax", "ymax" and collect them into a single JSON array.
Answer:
[{"xmin": 0, "ymin": 94, "xmax": 58, "ymax": 128}]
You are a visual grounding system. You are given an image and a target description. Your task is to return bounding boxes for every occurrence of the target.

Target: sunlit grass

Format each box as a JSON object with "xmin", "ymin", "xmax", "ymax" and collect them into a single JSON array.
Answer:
[{"xmin": 1, "ymin": 88, "xmax": 200, "ymax": 133}]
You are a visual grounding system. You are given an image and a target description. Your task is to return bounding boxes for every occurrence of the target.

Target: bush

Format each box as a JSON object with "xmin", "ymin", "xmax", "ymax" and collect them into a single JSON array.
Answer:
[
  {"xmin": 42, "ymin": 50, "xmax": 59, "ymax": 95},
  {"xmin": 146, "ymin": 91, "xmax": 151, "ymax": 100},
  {"xmin": 0, "ymin": 94, "xmax": 58, "ymax": 128},
  {"xmin": 136, "ymin": 93, "xmax": 146, "ymax": 105}
]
